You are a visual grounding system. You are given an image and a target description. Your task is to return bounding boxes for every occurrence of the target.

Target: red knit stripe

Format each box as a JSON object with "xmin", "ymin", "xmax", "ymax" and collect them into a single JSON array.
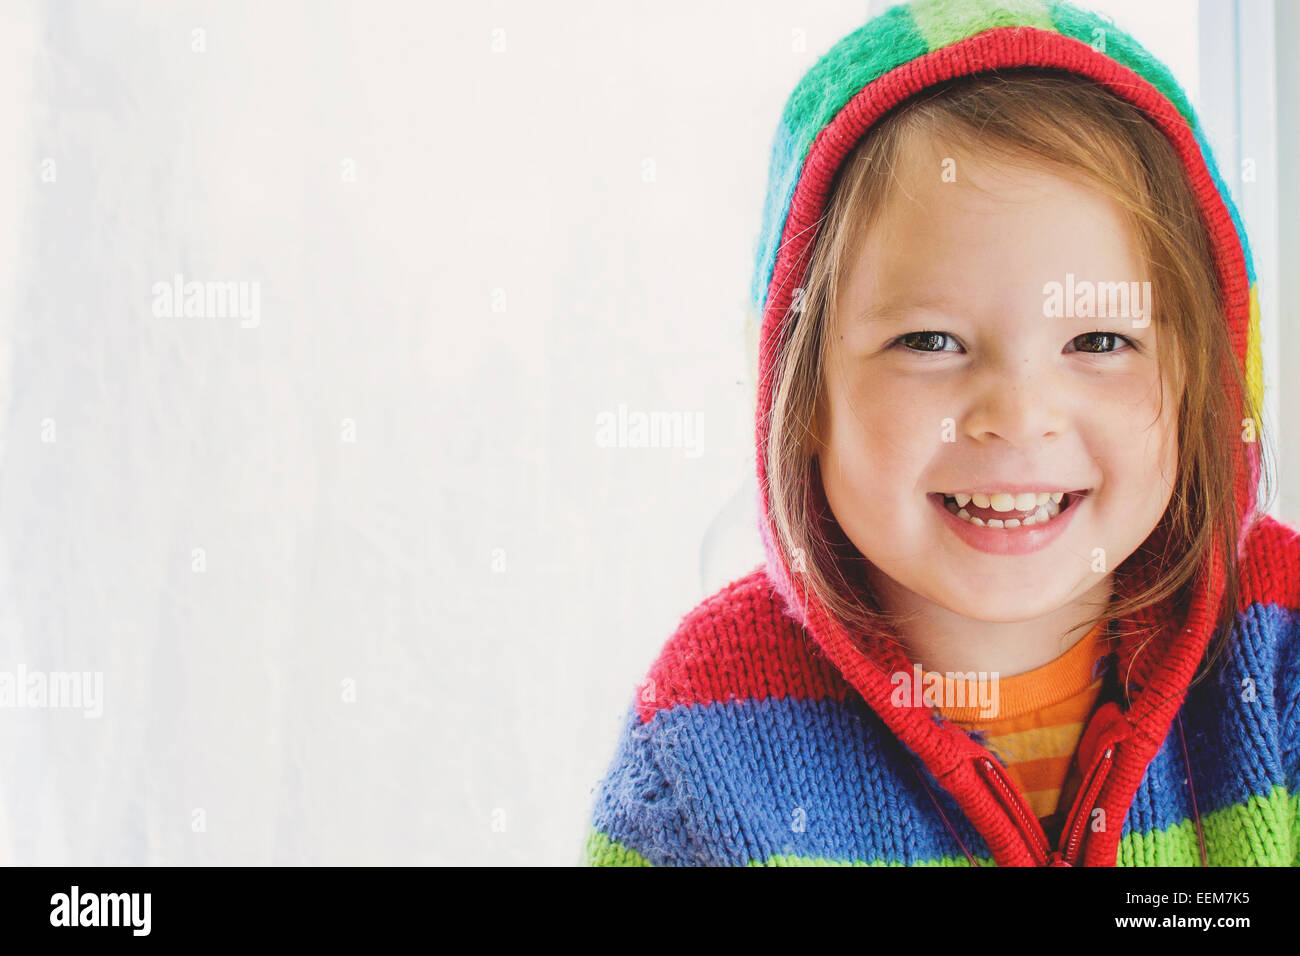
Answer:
[
  {"xmin": 635, "ymin": 567, "xmax": 854, "ymax": 724},
  {"xmin": 1237, "ymin": 514, "xmax": 1300, "ymax": 613}
]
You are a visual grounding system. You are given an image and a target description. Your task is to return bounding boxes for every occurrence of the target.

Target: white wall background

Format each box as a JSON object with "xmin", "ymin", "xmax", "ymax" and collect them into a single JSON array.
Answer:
[{"xmin": 0, "ymin": 0, "xmax": 1283, "ymax": 866}]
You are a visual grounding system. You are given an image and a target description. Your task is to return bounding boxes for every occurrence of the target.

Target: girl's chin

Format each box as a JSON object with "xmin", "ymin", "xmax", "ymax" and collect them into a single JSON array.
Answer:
[{"xmin": 924, "ymin": 584, "xmax": 1079, "ymax": 621}]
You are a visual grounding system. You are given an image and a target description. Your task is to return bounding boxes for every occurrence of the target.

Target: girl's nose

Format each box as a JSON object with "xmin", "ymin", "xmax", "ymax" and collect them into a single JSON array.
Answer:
[{"xmin": 961, "ymin": 364, "xmax": 1065, "ymax": 447}]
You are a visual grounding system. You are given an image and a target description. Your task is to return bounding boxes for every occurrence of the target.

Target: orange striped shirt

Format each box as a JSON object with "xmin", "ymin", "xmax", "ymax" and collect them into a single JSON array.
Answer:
[{"xmin": 931, "ymin": 621, "xmax": 1116, "ymax": 836}]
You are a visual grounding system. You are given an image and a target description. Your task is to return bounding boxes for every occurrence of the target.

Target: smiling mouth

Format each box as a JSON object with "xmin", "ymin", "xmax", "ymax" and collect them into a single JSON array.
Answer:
[{"xmin": 931, "ymin": 489, "xmax": 1091, "ymax": 528}]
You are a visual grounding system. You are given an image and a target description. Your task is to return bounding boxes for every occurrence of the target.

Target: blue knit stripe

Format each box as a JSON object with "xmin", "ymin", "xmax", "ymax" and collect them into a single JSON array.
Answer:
[
  {"xmin": 645, "ymin": 695, "xmax": 992, "ymax": 865},
  {"xmin": 585, "ymin": 703, "xmax": 703, "ymax": 866},
  {"xmin": 648, "ymin": 687, "xmax": 1290, "ymax": 857}
]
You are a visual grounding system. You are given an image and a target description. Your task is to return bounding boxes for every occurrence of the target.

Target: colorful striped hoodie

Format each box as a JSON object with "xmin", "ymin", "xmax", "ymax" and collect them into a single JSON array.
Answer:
[{"xmin": 584, "ymin": 0, "xmax": 1300, "ymax": 866}]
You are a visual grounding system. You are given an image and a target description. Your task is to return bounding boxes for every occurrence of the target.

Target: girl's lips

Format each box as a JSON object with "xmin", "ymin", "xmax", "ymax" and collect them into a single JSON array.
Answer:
[{"xmin": 927, "ymin": 490, "xmax": 1089, "ymax": 556}]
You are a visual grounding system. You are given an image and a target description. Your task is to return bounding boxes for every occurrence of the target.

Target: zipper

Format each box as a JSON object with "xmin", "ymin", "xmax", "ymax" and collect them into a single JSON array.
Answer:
[
  {"xmin": 975, "ymin": 747, "xmax": 1115, "ymax": 866},
  {"xmin": 1059, "ymin": 746, "xmax": 1114, "ymax": 864},
  {"xmin": 976, "ymin": 757, "xmax": 1050, "ymax": 866}
]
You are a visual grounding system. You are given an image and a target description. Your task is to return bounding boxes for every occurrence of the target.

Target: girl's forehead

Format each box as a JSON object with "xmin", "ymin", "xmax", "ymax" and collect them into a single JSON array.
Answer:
[
  {"xmin": 887, "ymin": 138, "xmax": 1102, "ymax": 213},
  {"xmin": 905, "ymin": 176, "xmax": 1127, "ymax": 248},
  {"xmin": 860, "ymin": 180, "xmax": 1143, "ymax": 281}
]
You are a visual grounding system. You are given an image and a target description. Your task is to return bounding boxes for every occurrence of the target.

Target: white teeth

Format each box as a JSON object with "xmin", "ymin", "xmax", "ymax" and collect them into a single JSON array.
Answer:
[
  {"xmin": 989, "ymin": 493, "xmax": 1016, "ymax": 513},
  {"xmin": 942, "ymin": 491, "xmax": 1074, "ymax": 509},
  {"xmin": 940, "ymin": 491, "xmax": 1080, "ymax": 529}
]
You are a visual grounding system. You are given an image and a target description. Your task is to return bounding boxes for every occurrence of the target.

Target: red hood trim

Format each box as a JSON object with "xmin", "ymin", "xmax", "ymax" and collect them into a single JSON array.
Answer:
[{"xmin": 755, "ymin": 27, "xmax": 1249, "ymax": 865}]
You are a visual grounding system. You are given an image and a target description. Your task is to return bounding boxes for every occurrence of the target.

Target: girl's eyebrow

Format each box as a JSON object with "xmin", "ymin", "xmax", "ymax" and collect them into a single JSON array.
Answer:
[{"xmin": 852, "ymin": 300, "xmax": 963, "ymax": 324}]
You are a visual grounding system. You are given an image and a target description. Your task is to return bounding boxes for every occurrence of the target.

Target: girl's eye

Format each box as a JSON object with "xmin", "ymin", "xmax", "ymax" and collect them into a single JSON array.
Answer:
[
  {"xmin": 893, "ymin": 331, "xmax": 961, "ymax": 353},
  {"xmin": 1069, "ymin": 331, "xmax": 1134, "ymax": 354},
  {"xmin": 889, "ymin": 330, "xmax": 1137, "ymax": 355}
]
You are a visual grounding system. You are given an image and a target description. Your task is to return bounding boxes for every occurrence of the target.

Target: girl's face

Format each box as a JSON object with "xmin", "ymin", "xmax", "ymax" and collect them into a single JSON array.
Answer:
[{"xmin": 817, "ymin": 137, "xmax": 1180, "ymax": 624}]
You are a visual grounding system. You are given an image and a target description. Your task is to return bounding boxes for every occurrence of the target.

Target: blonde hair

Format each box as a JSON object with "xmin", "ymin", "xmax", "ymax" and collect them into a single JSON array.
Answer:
[{"xmin": 764, "ymin": 69, "xmax": 1273, "ymax": 696}]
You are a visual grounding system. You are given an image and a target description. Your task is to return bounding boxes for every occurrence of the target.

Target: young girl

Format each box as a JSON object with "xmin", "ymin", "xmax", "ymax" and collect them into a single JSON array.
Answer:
[{"xmin": 585, "ymin": 0, "xmax": 1300, "ymax": 866}]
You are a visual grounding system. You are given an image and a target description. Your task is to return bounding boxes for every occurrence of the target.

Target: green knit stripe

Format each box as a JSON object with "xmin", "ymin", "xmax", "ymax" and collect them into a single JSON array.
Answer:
[
  {"xmin": 748, "ymin": 852, "xmax": 995, "ymax": 867},
  {"xmin": 584, "ymin": 827, "xmax": 998, "ymax": 866},
  {"xmin": 1048, "ymin": 1, "xmax": 1197, "ymax": 127},
  {"xmin": 590, "ymin": 787, "xmax": 1299, "ymax": 864},
  {"xmin": 909, "ymin": 0, "xmax": 1055, "ymax": 50},
  {"xmin": 779, "ymin": 3, "xmax": 928, "ymax": 155},
  {"xmin": 583, "ymin": 829, "xmax": 652, "ymax": 867},
  {"xmin": 1116, "ymin": 786, "xmax": 1299, "ymax": 866}
]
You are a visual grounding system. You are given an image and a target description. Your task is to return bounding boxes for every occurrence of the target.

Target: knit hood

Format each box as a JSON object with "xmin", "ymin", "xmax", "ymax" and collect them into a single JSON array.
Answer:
[{"xmin": 750, "ymin": 0, "xmax": 1264, "ymax": 864}]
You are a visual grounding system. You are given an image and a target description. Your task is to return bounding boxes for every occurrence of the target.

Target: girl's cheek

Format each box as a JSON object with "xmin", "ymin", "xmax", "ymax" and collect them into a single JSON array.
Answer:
[
  {"xmin": 843, "ymin": 364, "xmax": 934, "ymax": 413},
  {"xmin": 1074, "ymin": 364, "xmax": 1170, "ymax": 422},
  {"xmin": 843, "ymin": 395, "xmax": 946, "ymax": 479}
]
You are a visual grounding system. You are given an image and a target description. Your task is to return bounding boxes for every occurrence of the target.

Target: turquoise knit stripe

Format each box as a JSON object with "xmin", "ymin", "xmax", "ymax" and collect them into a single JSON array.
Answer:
[
  {"xmin": 748, "ymin": 116, "xmax": 802, "ymax": 312},
  {"xmin": 1047, "ymin": 2, "xmax": 1198, "ymax": 126},
  {"xmin": 778, "ymin": 3, "xmax": 928, "ymax": 135}
]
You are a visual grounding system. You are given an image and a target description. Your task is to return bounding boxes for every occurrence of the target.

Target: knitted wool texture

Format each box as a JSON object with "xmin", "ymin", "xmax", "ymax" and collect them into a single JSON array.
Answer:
[{"xmin": 585, "ymin": 0, "xmax": 1298, "ymax": 866}]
